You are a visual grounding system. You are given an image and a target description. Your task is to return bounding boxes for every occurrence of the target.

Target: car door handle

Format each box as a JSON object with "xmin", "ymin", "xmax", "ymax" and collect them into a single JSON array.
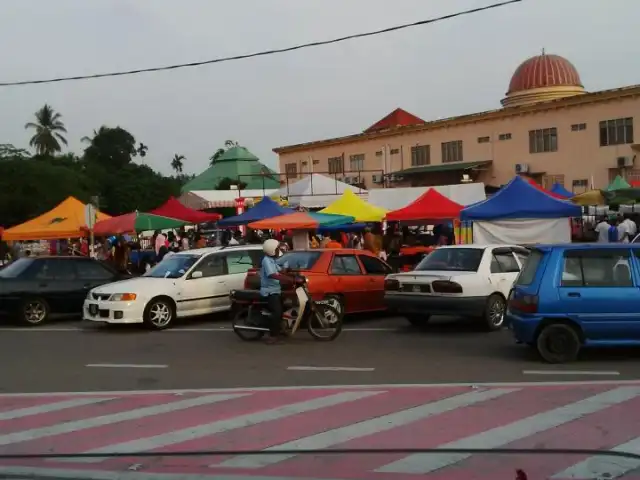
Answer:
[{"xmin": 567, "ymin": 292, "xmax": 581, "ymax": 298}]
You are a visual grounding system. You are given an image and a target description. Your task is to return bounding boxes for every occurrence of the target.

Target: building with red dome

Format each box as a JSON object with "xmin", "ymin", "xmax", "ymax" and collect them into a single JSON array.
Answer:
[{"xmin": 274, "ymin": 52, "xmax": 640, "ymax": 192}]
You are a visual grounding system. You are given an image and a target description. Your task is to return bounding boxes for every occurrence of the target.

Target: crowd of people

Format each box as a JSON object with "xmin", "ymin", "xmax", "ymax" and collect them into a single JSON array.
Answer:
[{"xmin": 592, "ymin": 213, "xmax": 639, "ymax": 243}]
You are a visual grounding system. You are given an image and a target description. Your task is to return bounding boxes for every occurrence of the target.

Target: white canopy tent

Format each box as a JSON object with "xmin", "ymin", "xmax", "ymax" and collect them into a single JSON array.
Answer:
[
  {"xmin": 367, "ymin": 183, "xmax": 486, "ymax": 210},
  {"xmin": 276, "ymin": 174, "xmax": 367, "ymax": 208}
]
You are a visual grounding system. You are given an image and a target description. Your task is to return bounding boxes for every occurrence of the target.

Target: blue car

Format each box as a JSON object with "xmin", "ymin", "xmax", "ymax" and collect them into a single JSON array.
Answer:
[{"xmin": 507, "ymin": 243, "xmax": 639, "ymax": 363}]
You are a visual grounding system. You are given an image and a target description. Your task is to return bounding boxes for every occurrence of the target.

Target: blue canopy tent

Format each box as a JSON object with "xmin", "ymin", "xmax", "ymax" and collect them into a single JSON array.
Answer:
[
  {"xmin": 550, "ymin": 183, "xmax": 574, "ymax": 198},
  {"xmin": 460, "ymin": 176, "xmax": 581, "ymax": 244},
  {"xmin": 217, "ymin": 196, "xmax": 294, "ymax": 227}
]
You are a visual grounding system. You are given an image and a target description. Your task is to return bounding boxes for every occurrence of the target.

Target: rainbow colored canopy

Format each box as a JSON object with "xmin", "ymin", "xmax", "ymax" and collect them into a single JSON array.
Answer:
[
  {"xmin": 93, "ymin": 211, "xmax": 189, "ymax": 235},
  {"xmin": 248, "ymin": 212, "xmax": 354, "ymax": 230}
]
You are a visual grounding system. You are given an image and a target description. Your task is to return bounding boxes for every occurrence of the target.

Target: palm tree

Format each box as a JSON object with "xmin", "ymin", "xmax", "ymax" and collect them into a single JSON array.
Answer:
[
  {"xmin": 24, "ymin": 104, "xmax": 68, "ymax": 156},
  {"xmin": 171, "ymin": 154, "xmax": 185, "ymax": 174}
]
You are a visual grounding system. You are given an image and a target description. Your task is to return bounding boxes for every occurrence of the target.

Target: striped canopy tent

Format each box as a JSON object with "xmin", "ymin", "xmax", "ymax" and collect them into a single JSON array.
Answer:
[{"xmin": 248, "ymin": 212, "xmax": 354, "ymax": 230}]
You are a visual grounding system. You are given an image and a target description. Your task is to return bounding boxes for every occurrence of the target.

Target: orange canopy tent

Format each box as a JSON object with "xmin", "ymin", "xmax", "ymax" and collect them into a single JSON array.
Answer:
[{"xmin": 2, "ymin": 197, "xmax": 111, "ymax": 241}]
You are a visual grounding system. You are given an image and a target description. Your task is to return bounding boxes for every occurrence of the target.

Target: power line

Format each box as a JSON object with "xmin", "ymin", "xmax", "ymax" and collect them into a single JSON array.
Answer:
[{"xmin": 0, "ymin": 0, "xmax": 521, "ymax": 87}]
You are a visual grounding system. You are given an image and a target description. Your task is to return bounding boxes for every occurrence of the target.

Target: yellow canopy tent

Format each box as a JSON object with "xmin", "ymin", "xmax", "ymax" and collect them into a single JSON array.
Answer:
[
  {"xmin": 319, "ymin": 190, "xmax": 388, "ymax": 222},
  {"xmin": 571, "ymin": 189, "xmax": 605, "ymax": 206},
  {"xmin": 2, "ymin": 197, "xmax": 111, "ymax": 241}
]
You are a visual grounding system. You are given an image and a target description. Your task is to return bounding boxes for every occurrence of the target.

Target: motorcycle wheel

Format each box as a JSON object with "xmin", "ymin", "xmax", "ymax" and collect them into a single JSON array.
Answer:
[
  {"xmin": 232, "ymin": 307, "xmax": 266, "ymax": 342},
  {"xmin": 307, "ymin": 303, "xmax": 342, "ymax": 341}
]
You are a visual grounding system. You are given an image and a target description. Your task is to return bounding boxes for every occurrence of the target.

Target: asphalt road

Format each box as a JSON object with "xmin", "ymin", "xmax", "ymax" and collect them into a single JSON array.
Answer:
[{"xmin": 1, "ymin": 314, "xmax": 640, "ymax": 393}]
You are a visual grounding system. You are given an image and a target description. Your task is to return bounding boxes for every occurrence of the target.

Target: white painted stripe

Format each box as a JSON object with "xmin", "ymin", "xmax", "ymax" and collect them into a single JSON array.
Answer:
[
  {"xmin": 287, "ymin": 366, "xmax": 375, "ymax": 372},
  {"xmin": 4, "ymin": 380, "xmax": 640, "ymax": 398},
  {"xmin": 0, "ymin": 393, "xmax": 243, "ymax": 447},
  {"xmin": 0, "ymin": 397, "xmax": 112, "ymax": 421},
  {"xmin": 216, "ymin": 387, "xmax": 517, "ymax": 469},
  {"xmin": 552, "ymin": 436, "xmax": 640, "ymax": 479},
  {"xmin": 73, "ymin": 391, "xmax": 381, "ymax": 463},
  {"xmin": 85, "ymin": 364, "xmax": 168, "ymax": 369},
  {"xmin": 523, "ymin": 370, "xmax": 620, "ymax": 376},
  {"xmin": 376, "ymin": 386, "xmax": 640, "ymax": 474}
]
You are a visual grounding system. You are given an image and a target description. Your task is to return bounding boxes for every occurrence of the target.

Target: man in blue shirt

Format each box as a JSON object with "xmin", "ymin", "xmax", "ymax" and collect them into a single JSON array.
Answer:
[{"xmin": 260, "ymin": 239, "xmax": 293, "ymax": 344}]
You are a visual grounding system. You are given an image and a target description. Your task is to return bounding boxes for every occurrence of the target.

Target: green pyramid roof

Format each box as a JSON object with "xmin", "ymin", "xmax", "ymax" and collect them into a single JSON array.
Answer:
[
  {"xmin": 606, "ymin": 175, "xmax": 630, "ymax": 191},
  {"xmin": 181, "ymin": 146, "xmax": 280, "ymax": 193}
]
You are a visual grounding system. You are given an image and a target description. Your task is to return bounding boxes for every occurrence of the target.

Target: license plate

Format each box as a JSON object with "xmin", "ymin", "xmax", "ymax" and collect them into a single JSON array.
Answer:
[
  {"xmin": 89, "ymin": 304, "xmax": 98, "ymax": 315},
  {"xmin": 412, "ymin": 285, "xmax": 421, "ymax": 292}
]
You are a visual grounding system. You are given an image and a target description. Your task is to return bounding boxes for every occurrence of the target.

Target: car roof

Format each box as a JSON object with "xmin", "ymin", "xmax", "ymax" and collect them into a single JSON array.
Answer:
[
  {"xmin": 284, "ymin": 248, "xmax": 367, "ymax": 254},
  {"xmin": 535, "ymin": 243, "xmax": 640, "ymax": 251},
  {"xmin": 27, "ymin": 255, "xmax": 94, "ymax": 260},
  {"xmin": 431, "ymin": 244, "xmax": 520, "ymax": 250},
  {"xmin": 174, "ymin": 245, "xmax": 262, "ymax": 256}
]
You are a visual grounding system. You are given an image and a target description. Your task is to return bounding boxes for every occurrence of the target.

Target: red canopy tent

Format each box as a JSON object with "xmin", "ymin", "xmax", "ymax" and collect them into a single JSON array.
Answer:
[
  {"xmin": 522, "ymin": 177, "xmax": 565, "ymax": 199},
  {"xmin": 150, "ymin": 196, "xmax": 221, "ymax": 224},
  {"xmin": 386, "ymin": 189, "xmax": 463, "ymax": 221}
]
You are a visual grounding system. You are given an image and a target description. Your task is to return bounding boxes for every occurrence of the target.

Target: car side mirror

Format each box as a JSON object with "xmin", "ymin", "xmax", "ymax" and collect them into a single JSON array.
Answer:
[{"xmin": 190, "ymin": 271, "xmax": 203, "ymax": 279}]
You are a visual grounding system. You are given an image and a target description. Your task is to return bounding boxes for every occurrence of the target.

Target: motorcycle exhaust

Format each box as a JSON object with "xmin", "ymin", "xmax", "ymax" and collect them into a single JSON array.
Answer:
[{"xmin": 232, "ymin": 324, "xmax": 270, "ymax": 332}]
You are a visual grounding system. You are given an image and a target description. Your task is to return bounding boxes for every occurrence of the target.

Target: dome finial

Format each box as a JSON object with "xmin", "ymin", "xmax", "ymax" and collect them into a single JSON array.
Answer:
[{"xmin": 541, "ymin": 47, "xmax": 545, "ymax": 56}]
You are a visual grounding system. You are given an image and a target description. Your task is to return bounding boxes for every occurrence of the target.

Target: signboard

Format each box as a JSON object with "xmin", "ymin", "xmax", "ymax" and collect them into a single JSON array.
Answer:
[{"xmin": 84, "ymin": 204, "xmax": 97, "ymax": 229}]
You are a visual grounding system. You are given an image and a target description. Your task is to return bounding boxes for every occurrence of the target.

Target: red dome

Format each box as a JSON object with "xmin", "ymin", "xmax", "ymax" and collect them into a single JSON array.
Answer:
[{"xmin": 507, "ymin": 54, "xmax": 582, "ymax": 95}]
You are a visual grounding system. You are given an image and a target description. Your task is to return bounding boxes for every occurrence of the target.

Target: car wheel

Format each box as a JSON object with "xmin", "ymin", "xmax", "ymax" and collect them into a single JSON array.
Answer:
[
  {"xmin": 143, "ymin": 297, "xmax": 175, "ymax": 330},
  {"xmin": 484, "ymin": 294, "xmax": 506, "ymax": 331},
  {"xmin": 536, "ymin": 323, "xmax": 581, "ymax": 364},
  {"xmin": 20, "ymin": 297, "xmax": 50, "ymax": 326},
  {"xmin": 405, "ymin": 314, "xmax": 431, "ymax": 327},
  {"xmin": 320, "ymin": 295, "xmax": 345, "ymax": 318}
]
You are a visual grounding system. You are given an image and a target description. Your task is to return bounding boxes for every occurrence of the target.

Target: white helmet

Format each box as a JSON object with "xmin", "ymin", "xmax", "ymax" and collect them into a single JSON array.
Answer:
[{"xmin": 263, "ymin": 239, "xmax": 280, "ymax": 256}]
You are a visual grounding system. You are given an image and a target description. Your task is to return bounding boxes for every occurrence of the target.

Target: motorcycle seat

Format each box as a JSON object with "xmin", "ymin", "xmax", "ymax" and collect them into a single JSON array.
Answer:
[{"xmin": 231, "ymin": 289, "xmax": 267, "ymax": 303}]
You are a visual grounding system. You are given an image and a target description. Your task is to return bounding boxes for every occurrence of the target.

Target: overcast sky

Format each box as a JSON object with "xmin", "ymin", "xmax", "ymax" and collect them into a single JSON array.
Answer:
[{"xmin": 0, "ymin": 0, "xmax": 636, "ymax": 175}]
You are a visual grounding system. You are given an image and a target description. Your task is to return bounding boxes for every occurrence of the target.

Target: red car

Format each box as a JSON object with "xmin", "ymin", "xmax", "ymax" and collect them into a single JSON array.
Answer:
[{"xmin": 244, "ymin": 249, "xmax": 393, "ymax": 316}]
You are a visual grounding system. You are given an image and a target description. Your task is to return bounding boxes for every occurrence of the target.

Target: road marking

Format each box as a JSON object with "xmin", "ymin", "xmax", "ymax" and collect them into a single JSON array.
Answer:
[
  {"xmin": 85, "ymin": 364, "xmax": 168, "ymax": 369},
  {"xmin": 0, "ymin": 393, "xmax": 243, "ymax": 447},
  {"xmin": 376, "ymin": 386, "xmax": 640, "ymax": 474},
  {"xmin": 216, "ymin": 387, "xmax": 517, "ymax": 469},
  {"xmin": 73, "ymin": 391, "xmax": 381, "ymax": 463},
  {"xmin": 523, "ymin": 370, "xmax": 621, "ymax": 376},
  {"xmin": 553, "ymin": 436, "xmax": 640, "ymax": 479},
  {"xmin": 0, "ymin": 397, "xmax": 112, "ymax": 421},
  {"xmin": 287, "ymin": 366, "xmax": 375, "ymax": 372}
]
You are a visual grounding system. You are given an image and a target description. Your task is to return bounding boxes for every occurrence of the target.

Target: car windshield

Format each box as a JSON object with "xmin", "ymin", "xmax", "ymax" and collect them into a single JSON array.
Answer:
[
  {"xmin": 415, "ymin": 248, "xmax": 484, "ymax": 272},
  {"xmin": 143, "ymin": 254, "xmax": 200, "ymax": 279},
  {"xmin": 277, "ymin": 251, "xmax": 321, "ymax": 270},
  {"xmin": 0, "ymin": 258, "xmax": 34, "ymax": 278},
  {"xmin": 516, "ymin": 249, "xmax": 544, "ymax": 285}
]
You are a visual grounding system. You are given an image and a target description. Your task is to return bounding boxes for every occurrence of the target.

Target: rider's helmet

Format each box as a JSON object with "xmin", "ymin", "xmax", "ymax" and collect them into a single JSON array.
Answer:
[{"xmin": 263, "ymin": 239, "xmax": 280, "ymax": 257}]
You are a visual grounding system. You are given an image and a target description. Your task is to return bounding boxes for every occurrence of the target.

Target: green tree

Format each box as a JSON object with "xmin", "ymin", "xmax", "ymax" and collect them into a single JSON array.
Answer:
[
  {"xmin": 24, "ymin": 104, "xmax": 68, "ymax": 156},
  {"xmin": 83, "ymin": 126, "xmax": 137, "ymax": 169},
  {"xmin": 0, "ymin": 144, "xmax": 30, "ymax": 161},
  {"xmin": 171, "ymin": 154, "xmax": 185, "ymax": 174},
  {"xmin": 215, "ymin": 177, "xmax": 247, "ymax": 190},
  {"xmin": 209, "ymin": 139, "xmax": 239, "ymax": 166}
]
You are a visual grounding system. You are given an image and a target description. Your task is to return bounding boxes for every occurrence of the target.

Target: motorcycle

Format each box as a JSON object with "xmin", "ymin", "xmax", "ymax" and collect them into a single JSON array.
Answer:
[{"xmin": 230, "ymin": 274, "xmax": 342, "ymax": 341}]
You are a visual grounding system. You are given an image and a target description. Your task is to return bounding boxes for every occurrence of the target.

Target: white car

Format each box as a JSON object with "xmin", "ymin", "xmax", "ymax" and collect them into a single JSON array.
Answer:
[
  {"xmin": 83, "ymin": 245, "xmax": 264, "ymax": 329},
  {"xmin": 384, "ymin": 244, "xmax": 530, "ymax": 331}
]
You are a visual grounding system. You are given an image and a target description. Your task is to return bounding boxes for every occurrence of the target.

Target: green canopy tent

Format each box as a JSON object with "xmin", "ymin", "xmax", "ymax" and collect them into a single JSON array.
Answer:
[
  {"xmin": 606, "ymin": 175, "xmax": 631, "ymax": 191},
  {"xmin": 93, "ymin": 211, "xmax": 190, "ymax": 235}
]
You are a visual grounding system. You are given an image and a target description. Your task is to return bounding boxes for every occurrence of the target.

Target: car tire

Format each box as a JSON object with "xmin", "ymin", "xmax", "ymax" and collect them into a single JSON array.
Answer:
[
  {"xmin": 320, "ymin": 295, "xmax": 345, "ymax": 318},
  {"xmin": 20, "ymin": 297, "xmax": 50, "ymax": 326},
  {"xmin": 405, "ymin": 314, "xmax": 431, "ymax": 328},
  {"xmin": 143, "ymin": 297, "xmax": 175, "ymax": 330},
  {"xmin": 536, "ymin": 323, "xmax": 581, "ymax": 364},
  {"xmin": 483, "ymin": 294, "xmax": 506, "ymax": 331}
]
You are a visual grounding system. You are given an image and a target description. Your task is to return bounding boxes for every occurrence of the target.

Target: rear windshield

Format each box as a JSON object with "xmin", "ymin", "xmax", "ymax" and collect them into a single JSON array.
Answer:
[
  {"xmin": 515, "ymin": 249, "xmax": 544, "ymax": 285},
  {"xmin": 0, "ymin": 258, "xmax": 34, "ymax": 278},
  {"xmin": 415, "ymin": 248, "xmax": 484, "ymax": 272},
  {"xmin": 277, "ymin": 252, "xmax": 321, "ymax": 270}
]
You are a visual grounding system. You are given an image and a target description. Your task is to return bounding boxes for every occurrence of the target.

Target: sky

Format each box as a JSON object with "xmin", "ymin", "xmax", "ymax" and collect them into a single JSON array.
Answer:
[{"xmin": 0, "ymin": 0, "xmax": 637, "ymax": 176}]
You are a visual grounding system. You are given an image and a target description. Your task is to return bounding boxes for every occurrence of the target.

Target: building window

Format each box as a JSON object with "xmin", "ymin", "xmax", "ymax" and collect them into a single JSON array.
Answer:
[
  {"xmin": 411, "ymin": 145, "xmax": 430, "ymax": 166},
  {"xmin": 349, "ymin": 154, "xmax": 365, "ymax": 172},
  {"xmin": 529, "ymin": 128, "xmax": 558, "ymax": 154},
  {"xmin": 285, "ymin": 163, "xmax": 297, "ymax": 179},
  {"xmin": 571, "ymin": 123, "xmax": 587, "ymax": 131},
  {"xmin": 600, "ymin": 117, "xmax": 633, "ymax": 146},
  {"xmin": 572, "ymin": 178, "xmax": 588, "ymax": 194},
  {"xmin": 328, "ymin": 156, "xmax": 343, "ymax": 174},
  {"xmin": 543, "ymin": 174, "xmax": 565, "ymax": 189},
  {"xmin": 375, "ymin": 151, "xmax": 383, "ymax": 157},
  {"xmin": 441, "ymin": 140, "xmax": 463, "ymax": 163},
  {"xmin": 389, "ymin": 148, "xmax": 400, "ymax": 155},
  {"xmin": 313, "ymin": 159, "xmax": 320, "ymax": 165},
  {"xmin": 498, "ymin": 133, "xmax": 512, "ymax": 141},
  {"xmin": 477, "ymin": 136, "xmax": 490, "ymax": 143}
]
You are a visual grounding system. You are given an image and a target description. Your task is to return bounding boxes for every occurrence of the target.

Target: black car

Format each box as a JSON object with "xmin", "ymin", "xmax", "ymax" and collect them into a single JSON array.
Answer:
[{"xmin": 0, "ymin": 256, "xmax": 128, "ymax": 326}]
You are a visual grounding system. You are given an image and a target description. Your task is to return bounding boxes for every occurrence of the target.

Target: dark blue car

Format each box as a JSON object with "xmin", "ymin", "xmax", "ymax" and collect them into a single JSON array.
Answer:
[{"xmin": 507, "ymin": 243, "xmax": 639, "ymax": 363}]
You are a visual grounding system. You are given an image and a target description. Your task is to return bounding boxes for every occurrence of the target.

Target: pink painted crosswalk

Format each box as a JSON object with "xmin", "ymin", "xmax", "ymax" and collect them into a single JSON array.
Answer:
[{"xmin": 1, "ymin": 383, "xmax": 640, "ymax": 479}]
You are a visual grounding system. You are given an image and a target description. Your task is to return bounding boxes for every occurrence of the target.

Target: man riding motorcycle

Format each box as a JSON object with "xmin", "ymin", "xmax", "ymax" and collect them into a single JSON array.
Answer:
[{"xmin": 260, "ymin": 239, "xmax": 295, "ymax": 344}]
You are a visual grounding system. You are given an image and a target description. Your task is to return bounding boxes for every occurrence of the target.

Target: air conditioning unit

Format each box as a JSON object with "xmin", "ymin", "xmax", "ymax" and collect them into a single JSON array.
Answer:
[
  {"xmin": 515, "ymin": 163, "xmax": 529, "ymax": 174},
  {"xmin": 352, "ymin": 176, "xmax": 361, "ymax": 184},
  {"xmin": 344, "ymin": 176, "xmax": 353, "ymax": 184},
  {"xmin": 372, "ymin": 175, "xmax": 383, "ymax": 183},
  {"xmin": 336, "ymin": 176, "xmax": 344, "ymax": 182},
  {"xmin": 617, "ymin": 156, "xmax": 634, "ymax": 168}
]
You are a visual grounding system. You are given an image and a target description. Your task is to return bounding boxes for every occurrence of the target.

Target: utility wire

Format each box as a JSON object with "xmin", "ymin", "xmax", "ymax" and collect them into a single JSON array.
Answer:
[{"xmin": 0, "ymin": 0, "xmax": 521, "ymax": 87}]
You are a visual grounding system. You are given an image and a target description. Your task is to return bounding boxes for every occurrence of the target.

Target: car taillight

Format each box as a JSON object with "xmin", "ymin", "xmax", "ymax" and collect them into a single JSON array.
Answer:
[
  {"xmin": 384, "ymin": 279, "xmax": 400, "ymax": 291},
  {"xmin": 431, "ymin": 280, "xmax": 463, "ymax": 294},
  {"xmin": 509, "ymin": 294, "xmax": 538, "ymax": 313}
]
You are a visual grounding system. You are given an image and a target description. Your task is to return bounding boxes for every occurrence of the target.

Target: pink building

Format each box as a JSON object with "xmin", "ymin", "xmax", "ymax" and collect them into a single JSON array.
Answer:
[{"xmin": 274, "ymin": 52, "xmax": 640, "ymax": 193}]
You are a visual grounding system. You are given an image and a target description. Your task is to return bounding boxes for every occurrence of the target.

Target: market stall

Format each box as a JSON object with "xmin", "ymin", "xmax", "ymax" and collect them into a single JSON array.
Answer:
[
  {"xmin": 150, "ymin": 196, "xmax": 221, "ymax": 224},
  {"xmin": 93, "ymin": 211, "xmax": 189, "ymax": 236},
  {"xmin": 550, "ymin": 183, "xmax": 574, "ymax": 198},
  {"xmin": 319, "ymin": 190, "xmax": 387, "ymax": 222},
  {"xmin": 218, "ymin": 196, "xmax": 294, "ymax": 227},
  {"xmin": 385, "ymin": 188, "xmax": 463, "ymax": 222},
  {"xmin": 275, "ymin": 174, "xmax": 366, "ymax": 208},
  {"xmin": 248, "ymin": 212, "xmax": 354, "ymax": 230}
]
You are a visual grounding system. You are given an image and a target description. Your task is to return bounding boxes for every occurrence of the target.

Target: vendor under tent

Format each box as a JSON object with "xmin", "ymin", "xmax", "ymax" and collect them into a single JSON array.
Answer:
[
  {"xmin": 218, "ymin": 196, "xmax": 294, "ymax": 227},
  {"xmin": 385, "ymin": 188, "xmax": 463, "ymax": 222},
  {"xmin": 93, "ymin": 211, "xmax": 189, "ymax": 236},
  {"xmin": 2, "ymin": 197, "xmax": 111, "ymax": 241},
  {"xmin": 550, "ymin": 183, "xmax": 574, "ymax": 198},
  {"xmin": 319, "ymin": 190, "xmax": 387, "ymax": 222},
  {"xmin": 150, "ymin": 196, "xmax": 221, "ymax": 224},
  {"xmin": 461, "ymin": 176, "xmax": 581, "ymax": 244},
  {"xmin": 248, "ymin": 211, "xmax": 355, "ymax": 230}
]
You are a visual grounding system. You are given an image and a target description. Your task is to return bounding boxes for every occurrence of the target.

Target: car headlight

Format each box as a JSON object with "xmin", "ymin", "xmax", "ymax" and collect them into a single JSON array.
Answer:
[{"xmin": 109, "ymin": 293, "xmax": 137, "ymax": 301}]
